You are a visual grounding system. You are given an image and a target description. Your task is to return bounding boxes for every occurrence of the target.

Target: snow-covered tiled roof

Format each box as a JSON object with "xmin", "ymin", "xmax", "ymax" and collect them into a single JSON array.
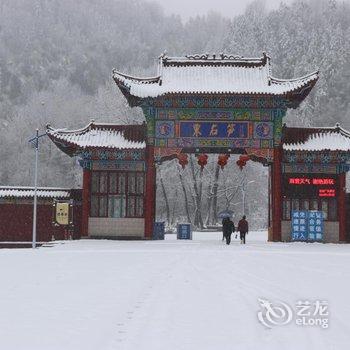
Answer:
[
  {"xmin": 46, "ymin": 122, "xmax": 146, "ymax": 155},
  {"xmin": 113, "ymin": 53, "xmax": 319, "ymax": 105},
  {"xmin": 283, "ymin": 125, "xmax": 350, "ymax": 151},
  {"xmin": 0, "ymin": 186, "xmax": 71, "ymax": 199}
]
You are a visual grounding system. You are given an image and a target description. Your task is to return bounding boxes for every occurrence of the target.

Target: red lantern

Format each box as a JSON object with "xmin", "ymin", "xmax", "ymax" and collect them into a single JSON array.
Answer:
[
  {"xmin": 177, "ymin": 154, "xmax": 188, "ymax": 169},
  {"xmin": 197, "ymin": 154, "xmax": 208, "ymax": 169},
  {"xmin": 240, "ymin": 155, "xmax": 250, "ymax": 162},
  {"xmin": 217, "ymin": 154, "xmax": 230, "ymax": 169},
  {"xmin": 236, "ymin": 155, "xmax": 250, "ymax": 170}
]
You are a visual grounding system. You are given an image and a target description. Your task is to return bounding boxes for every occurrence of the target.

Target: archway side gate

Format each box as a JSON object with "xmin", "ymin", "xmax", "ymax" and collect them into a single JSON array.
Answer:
[{"xmin": 113, "ymin": 53, "xmax": 319, "ymax": 241}]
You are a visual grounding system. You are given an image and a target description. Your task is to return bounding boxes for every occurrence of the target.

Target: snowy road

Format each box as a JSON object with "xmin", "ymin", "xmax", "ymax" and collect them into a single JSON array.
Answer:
[{"xmin": 1, "ymin": 231, "xmax": 350, "ymax": 350}]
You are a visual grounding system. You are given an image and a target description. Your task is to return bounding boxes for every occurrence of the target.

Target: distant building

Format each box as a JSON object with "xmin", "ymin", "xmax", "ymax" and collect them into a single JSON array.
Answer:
[{"xmin": 0, "ymin": 186, "xmax": 82, "ymax": 243}]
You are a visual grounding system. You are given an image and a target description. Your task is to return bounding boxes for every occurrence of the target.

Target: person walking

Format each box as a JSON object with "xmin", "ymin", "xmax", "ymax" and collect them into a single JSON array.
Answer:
[
  {"xmin": 222, "ymin": 217, "xmax": 227, "ymax": 241},
  {"xmin": 237, "ymin": 215, "xmax": 249, "ymax": 244},
  {"xmin": 222, "ymin": 217, "xmax": 235, "ymax": 245}
]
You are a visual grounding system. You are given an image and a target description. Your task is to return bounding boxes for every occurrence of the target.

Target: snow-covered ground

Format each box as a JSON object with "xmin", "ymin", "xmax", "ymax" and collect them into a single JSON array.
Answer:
[{"xmin": 1, "ymin": 231, "xmax": 350, "ymax": 350}]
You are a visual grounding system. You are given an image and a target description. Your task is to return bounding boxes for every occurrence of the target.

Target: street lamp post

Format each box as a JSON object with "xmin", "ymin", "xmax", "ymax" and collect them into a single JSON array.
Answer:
[
  {"xmin": 241, "ymin": 179, "xmax": 255, "ymax": 216},
  {"xmin": 29, "ymin": 129, "xmax": 47, "ymax": 249}
]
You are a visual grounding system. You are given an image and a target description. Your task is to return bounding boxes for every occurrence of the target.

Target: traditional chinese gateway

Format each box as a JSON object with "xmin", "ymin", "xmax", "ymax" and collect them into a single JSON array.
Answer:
[{"xmin": 35, "ymin": 53, "xmax": 350, "ymax": 242}]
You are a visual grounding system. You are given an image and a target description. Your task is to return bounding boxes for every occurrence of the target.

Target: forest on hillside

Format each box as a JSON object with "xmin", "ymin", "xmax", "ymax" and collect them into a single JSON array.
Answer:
[{"xmin": 0, "ymin": 0, "xmax": 349, "ymax": 228}]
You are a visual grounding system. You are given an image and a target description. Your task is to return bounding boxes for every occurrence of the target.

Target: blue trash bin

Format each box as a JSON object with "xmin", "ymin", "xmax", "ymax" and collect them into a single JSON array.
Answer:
[
  {"xmin": 177, "ymin": 223, "xmax": 192, "ymax": 240},
  {"xmin": 153, "ymin": 222, "xmax": 165, "ymax": 240}
]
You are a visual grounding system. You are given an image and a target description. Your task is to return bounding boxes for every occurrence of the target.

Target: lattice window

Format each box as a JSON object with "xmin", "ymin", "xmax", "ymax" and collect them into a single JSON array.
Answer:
[
  {"xmin": 90, "ymin": 171, "xmax": 144, "ymax": 218},
  {"xmin": 282, "ymin": 198, "xmax": 337, "ymax": 222}
]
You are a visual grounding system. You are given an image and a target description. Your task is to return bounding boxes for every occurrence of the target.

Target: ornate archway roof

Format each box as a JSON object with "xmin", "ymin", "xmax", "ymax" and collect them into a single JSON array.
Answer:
[
  {"xmin": 113, "ymin": 53, "xmax": 319, "ymax": 108},
  {"xmin": 46, "ymin": 122, "xmax": 146, "ymax": 156}
]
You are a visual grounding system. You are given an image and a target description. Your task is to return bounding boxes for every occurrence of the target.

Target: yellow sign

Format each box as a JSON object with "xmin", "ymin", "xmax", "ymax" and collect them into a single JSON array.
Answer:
[{"xmin": 56, "ymin": 202, "xmax": 70, "ymax": 225}]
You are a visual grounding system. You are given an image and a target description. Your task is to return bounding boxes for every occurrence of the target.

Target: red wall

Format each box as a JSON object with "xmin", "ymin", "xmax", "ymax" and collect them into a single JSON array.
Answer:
[
  {"xmin": 0, "ymin": 202, "xmax": 82, "ymax": 242},
  {"xmin": 346, "ymin": 193, "xmax": 350, "ymax": 242}
]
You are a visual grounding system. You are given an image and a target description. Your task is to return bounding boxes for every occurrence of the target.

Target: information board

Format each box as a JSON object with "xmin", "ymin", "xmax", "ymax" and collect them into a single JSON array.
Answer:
[
  {"xmin": 291, "ymin": 211, "xmax": 308, "ymax": 241},
  {"xmin": 308, "ymin": 211, "xmax": 324, "ymax": 241},
  {"xmin": 291, "ymin": 211, "xmax": 324, "ymax": 241}
]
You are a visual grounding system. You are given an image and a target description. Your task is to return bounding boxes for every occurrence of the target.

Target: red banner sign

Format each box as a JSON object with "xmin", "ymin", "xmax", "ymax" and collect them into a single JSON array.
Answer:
[
  {"xmin": 319, "ymin": 189, "xmax": 336, "ymax": 197},
  {"xmin": 284, "ymin": 175, "xmax": 338, "ymax": 199},
  {"xmin": 288, "ymin": 178, "xmax": 335, "ymax": 185}
]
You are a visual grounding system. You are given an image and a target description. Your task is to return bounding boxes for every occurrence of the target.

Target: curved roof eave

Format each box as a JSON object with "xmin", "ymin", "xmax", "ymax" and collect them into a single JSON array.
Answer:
[
  {"xmin": 112, "ymin": 69, "xmax": 161, "ymax": 84},
  {"xmin": 112, "ymin": 65, "xmax": 319, "ymax": 108},
  {"xmin": 270, "ymin": 70, "xmax": 319, "ymax": 84},
  {"xmin": 46, "ymin": 123, "xmax": 147, "ymax": 156}
]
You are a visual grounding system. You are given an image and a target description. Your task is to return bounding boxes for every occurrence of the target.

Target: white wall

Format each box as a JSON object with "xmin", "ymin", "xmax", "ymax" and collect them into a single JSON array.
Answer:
[{"xmin": 88, "ymin": 218, "xmax": 145, "ymax": 239}]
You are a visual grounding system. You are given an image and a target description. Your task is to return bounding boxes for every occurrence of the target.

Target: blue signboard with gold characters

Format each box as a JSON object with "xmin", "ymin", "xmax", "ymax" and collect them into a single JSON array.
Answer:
[
  {"xmin": 179, "ymin": 121, "xmax": 249, "ymax": 139},
  {"xmin": 155, "ymin": 121, "xmax": 273, "ymax": 139},
  {"xmin": 151, "ymin": 108, "xmax": 279, "ymax": 150}
]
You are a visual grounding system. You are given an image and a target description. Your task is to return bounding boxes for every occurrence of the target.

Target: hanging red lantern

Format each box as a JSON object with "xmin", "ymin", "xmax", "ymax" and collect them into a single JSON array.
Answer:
[
  {"xmin": 236, "ymin": 159, "xmax": 244, "ymax": 170},
  {"xmin": 217, "ymin": 154, "xmax": 230, "ymax": 169},
  {"xmin": 236, "ymin": 154, "xmax": 250, "ymax": 170},
  {"xmin": 197, "ymin": 154, "xmax": 208, "ymax": 169},
  {"xmin": 240, "ymin": 154, "xmax": 250, "ymax": 162},
  {"xmin": 177, "ymin": 154, "xmax": 188, "ymax": 169}
]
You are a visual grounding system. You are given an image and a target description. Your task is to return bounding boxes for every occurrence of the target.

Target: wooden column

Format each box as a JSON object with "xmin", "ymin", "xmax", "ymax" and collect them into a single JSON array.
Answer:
[
  {"xmin": 338, "ymin": 172, "xmax": 346, "ymax": 242},
  {"xmin": 144, "ymin": 146, "xmax": 156, "ymax": 239},
  {"xmin": 271, "ymin": 147, "xmax": 282, "ymax": 242},
  {"xmin": 81, "ymin": 168, "xmax": 91, "ymax": 237}
]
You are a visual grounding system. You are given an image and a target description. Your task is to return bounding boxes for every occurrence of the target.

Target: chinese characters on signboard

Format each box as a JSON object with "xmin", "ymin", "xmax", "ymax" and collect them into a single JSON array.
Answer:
[
  {"xmin": 308, "ymin": 211, "xmax": 324, "ymax": 241},
  {"xmin": 318, "ymin": 189, "xmax": 335, "ymax": 197},
  {"xmin": 292, "ymin": 211, "xmax": 308, "ymax": 241},
  {"xmin": 53, "ymin": 201, "xmax": 73, "ymax": 227},
  {"xmin": 179, "ymin": 121, "xmax": 249, "ymax": 139},
  {"xmin": 284, "ymin": 175, "xmax": 337, "ymax": 198},
  {"xmin": 288, "ymin": 178, "xmax": 335, "ymax": 185},
  {"xmin": 291, "ymin": 211, "xmax": 324, "ymax": 241}
]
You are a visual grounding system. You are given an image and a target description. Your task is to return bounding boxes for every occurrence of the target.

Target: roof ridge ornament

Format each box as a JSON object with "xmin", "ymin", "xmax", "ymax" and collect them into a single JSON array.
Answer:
[
  {"xmin": 185, "ymin": 53, "xmax": 248, "ymax": 61},
  {"xmin": 262, "ymin": 51, "xmax": 269, "ymax": 64},
  {"xmin": 158, "ymin": 51, "xmax": 167, "ymax": 86},
  {"xmin": 185, "ymin": 54, "xmax": 210, "ymax": 60}
]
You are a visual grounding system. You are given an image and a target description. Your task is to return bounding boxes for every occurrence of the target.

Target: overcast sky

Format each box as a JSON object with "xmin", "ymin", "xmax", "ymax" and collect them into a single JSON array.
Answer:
[{"xmin": 157, "ymin": 0, "xmax": 294, "ymax": 20}]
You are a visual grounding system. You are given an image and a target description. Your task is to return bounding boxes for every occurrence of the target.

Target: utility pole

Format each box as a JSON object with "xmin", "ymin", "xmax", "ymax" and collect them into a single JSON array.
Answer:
[
  {"xmin": 242, "ymin": 181, "xmax": 246, "ymax": 216},
  {"xmin": 241, "ymin": 176, "xmax": 255, "ymax": 217},
  {"xmin": 29, "ymin": 129, "xmax": 47, "ymax": 249}
]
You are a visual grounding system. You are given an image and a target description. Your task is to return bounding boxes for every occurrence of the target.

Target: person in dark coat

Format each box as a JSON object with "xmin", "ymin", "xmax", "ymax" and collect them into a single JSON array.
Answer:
[
  {"xmin": 222, "ymin": 217, "xmax": 235, "ymax": 245},
  {"xmin": 222, "ymin": 217, "xmax": 227, "ymax": 241},
  {"xmin": 237, "ymin": 215, "xmax": 249, "ymax": 244}
]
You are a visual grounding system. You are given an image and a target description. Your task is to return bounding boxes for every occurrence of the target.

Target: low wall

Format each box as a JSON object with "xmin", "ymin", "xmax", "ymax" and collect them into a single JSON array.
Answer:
[
  {"xmin": 0, "ymin": 201, "xmax": 82, "ymax": 242},
  {"xmin": 88, "ymin": 218, "xmax": 145, "ymax": 239}
]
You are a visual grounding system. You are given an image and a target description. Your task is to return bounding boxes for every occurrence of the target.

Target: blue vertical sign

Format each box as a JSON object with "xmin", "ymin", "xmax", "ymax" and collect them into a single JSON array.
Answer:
[
  {"xmin": 308, "ymin": 211, "xmax": 324, "ymax": 241},
  {"xmin": 291, "ymin": 210, "xmax": 324, "ymax": 241},
  {"xmin": 291, "ymin": 211, "xmax": 308, "ymax": 241}
]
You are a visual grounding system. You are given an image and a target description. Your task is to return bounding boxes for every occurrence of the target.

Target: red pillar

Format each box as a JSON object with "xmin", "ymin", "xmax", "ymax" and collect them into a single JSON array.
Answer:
[
  {"xmin": 81, "ymin": 168, "xmax": 91, "ymax": 237},
  {"xmin": 144, "ymin": 146, "xmax": 156, "ymax": 239},
  {"xmin": 338, "ymin": 172, "xmax": 346, "ymax": 242},
  {"xmin": 271, "ymin": 147, "xmax": 282, "ymax": 242}
]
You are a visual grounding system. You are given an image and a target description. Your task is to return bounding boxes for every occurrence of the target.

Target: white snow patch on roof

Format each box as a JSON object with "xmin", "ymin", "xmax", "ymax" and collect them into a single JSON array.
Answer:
[
  {"xmin": 113, "ymin": 62, "xmax": 318, "ymax": 98},
  {"xmin": 48, "ymin": 128, "xmax": 146, "ymax": 149},
  {"xmin": 283, "ymin": 132, "xmax": 350, "ymax": 151},
  {"xmin": 0, "ymin": 186, "xmax": 71, "ymax": 199}
]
